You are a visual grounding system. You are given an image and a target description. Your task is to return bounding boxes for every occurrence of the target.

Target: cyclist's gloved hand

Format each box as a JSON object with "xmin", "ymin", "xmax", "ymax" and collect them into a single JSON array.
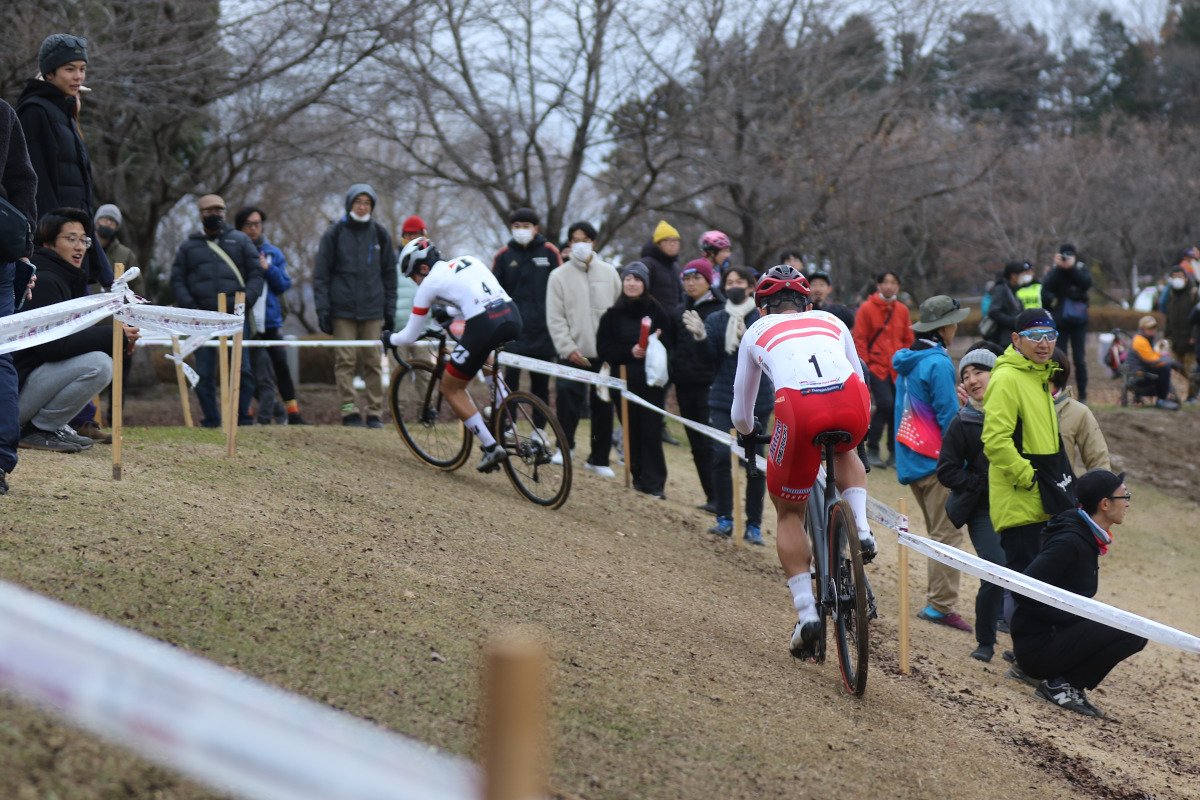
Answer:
[
  {"xmin": 431, "ymin": 304, "xmax": 453, "ymax": 326},
  {"xmin": 318, "ymin": 314, "xmax": 333, "ymax": 335},
  {"xmin": 752, "ymin": 417, "xmax": 765, "ymax": 439},
  {"xmin": 384, "ymin": 314, "xmax": 395, "ymax": 332}
]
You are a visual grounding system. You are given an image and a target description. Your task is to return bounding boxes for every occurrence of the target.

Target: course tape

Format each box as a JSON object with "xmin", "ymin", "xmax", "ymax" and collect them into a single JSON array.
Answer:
[
  {"xmin": 0, "ymin": 579, "xmax": 478, "ymax": 800},
  {"xmin": 899, "ymin": 531, "xmax": 1200, "ymax": 654}
]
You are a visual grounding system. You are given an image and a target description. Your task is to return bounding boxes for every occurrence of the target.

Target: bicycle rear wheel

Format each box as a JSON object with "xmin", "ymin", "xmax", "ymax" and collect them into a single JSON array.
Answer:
[
  {"xmin": 803, "ymin": 502, "xmax": 827, "ymax": 664},
  {"xmin": 388, "ymin": 362, "xmax": 471, "ymax": 470},
  {"xmin": 491, "ymin": 391, "xmax": 572, "ymax": 508},
  {"xmin": 829, "ymin": 498, "xmax": 869, "ymax": 696}
]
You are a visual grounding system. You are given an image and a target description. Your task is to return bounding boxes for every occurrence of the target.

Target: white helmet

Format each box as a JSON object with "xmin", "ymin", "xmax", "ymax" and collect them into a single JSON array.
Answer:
[{"xmin": 399, "ymin": 236, "xmax": 439, "ymax": 277}]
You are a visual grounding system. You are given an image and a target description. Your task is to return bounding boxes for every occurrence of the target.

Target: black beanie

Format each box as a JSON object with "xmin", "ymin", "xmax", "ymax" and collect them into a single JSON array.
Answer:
[{"xmin": 39, "ymin": 34, "xmax": 88, "ymax": 76}]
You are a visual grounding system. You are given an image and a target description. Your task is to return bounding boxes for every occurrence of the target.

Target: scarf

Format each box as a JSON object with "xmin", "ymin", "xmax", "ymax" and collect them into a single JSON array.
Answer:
[
  {"xmin": 1077, "ymin": 508, "xmax": 1112, "ymax": 555},
  {"xmin": 724, "ymin": 297, "xmax": 757, "ymax": 353}
]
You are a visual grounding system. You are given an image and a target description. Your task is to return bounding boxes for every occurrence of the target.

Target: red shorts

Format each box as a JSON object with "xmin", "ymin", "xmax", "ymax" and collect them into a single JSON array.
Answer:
[{"xmin": 766, "ymin": 374, "xmax": 870, "ymax": 502}]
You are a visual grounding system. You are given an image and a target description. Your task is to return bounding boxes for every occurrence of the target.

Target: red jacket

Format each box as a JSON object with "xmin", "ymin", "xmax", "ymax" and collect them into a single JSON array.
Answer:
[{"xmin": 853, "ymin": 293, "xmax": 914, "ymax": 381}]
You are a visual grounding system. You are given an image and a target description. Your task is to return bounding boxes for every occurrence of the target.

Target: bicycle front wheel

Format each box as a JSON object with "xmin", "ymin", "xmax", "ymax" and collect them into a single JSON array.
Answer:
[
  {"xmin": 830, "ymin": 499, "xmax": 869, "ymax": 696},
  {"xmin": 491, "ymin": 391, "xmax": 572, "ymax": 509},
  {"xmin": 388, "ymin": 361, "xmax": 471, "ymax": 470}
]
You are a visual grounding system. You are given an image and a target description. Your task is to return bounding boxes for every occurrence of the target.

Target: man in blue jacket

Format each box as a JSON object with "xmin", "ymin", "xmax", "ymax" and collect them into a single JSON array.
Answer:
[{"xmin": 893, "ymin": 295, "xmax": 971, "ymax": 632}]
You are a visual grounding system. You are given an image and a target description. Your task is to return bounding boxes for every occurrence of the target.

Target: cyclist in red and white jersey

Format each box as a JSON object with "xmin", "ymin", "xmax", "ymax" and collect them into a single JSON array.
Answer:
[
  {"xmin": 731, "ymin": 265, "xmax": 875, "ymax": 658},
  {"xmin": 383, "ymin": 237, "xmax": 522, "ymax": 472}
]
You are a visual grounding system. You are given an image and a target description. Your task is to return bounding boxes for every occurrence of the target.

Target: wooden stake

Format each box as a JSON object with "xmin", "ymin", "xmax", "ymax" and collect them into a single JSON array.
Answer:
[
  {"xmin": 227, "ymin": 291, "xmax": 245, "ymax": 459},
  {"xmin": 619, "ymin": 366, "xmax": 632, "ymax": 489},
  {"xmin": 483, "ymin": 631, "xmax": 546, "ymax": 800},
  {"xmin": 217, "ymin": 294, "xmax": 230, "ymax": 438},
  {"xmin": 171, "ymin": 336, "xmax": 194, "ymax": 428},
  {"xmin": 731, "ymin": 429, "xmax": 743, "ymax": 547},
  {"xmin": 898, "ymin": 497, "xmax": 910, "ymax": 675},
  {"xmin": 111, "ymin": 263, "xmax": 125, "ymax": 481}
]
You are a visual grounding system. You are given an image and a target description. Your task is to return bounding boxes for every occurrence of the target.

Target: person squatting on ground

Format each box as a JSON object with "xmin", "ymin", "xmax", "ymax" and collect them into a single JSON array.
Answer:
[
  {"xmin": 893, "ymin": 295, "xmax": 973, "ymax": 634},
  {"xmin": 169, "ymin": 194, "xmax": 262, "ymax": 427},
  {"xmin": 1049, "ymin": 349, "xmax": 1109, "ymax": 475},
  {"xmin": 1041, "ymin": 244, "xmax": 1091, "ymax": 403},
  {"xmin": 595, "ymin": 261, "xmax": 670, "ymax": 498},
  {"xmin": 1012, "ymin": 469, "xmax": 1146, "ymax": 718},
  {"xmin": 546, "ymin": 221, "xmax": 621, "ymax": 477},
  {"xmin": 314, "ymin": 183, "xmax": 397, "ymax": 428},
  {"xmin": 16, "ymin": 208, "xmax": 140, "ymax": 452},
  {"xmin": 854, "ymin": 271, "xmax": 913, "ymax": 469},
  {"xmin": 730, "ymin": 265, "xmax": 875, "ymax": 657},
  {"xmin": 1126, "ymin": 315, "xmax": 1182, "ymax": 410},
  {"xmin": 936, "ymin": 343, "xmax": 1006, "ymax": 660},
  {"xmin": 671, "ymin": 258, "xmax": 724, "ymax": 511},
  {"xmin": 383, "ymin": 237, "xmax": 522, "ymax": 472},
  {"xmin": 705, "ymin": 266, "xmax": 771, "ymax": 542}
]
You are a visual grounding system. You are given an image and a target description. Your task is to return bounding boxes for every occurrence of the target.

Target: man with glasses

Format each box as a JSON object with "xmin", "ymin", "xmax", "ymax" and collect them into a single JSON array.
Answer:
[
  {"xmin": 982, "ymin": 308, "xmax": 1075, "ymax": 682},
  {"xmin": 1011, "ymin": 470, "xmax": 1146, "ymax": 717}
]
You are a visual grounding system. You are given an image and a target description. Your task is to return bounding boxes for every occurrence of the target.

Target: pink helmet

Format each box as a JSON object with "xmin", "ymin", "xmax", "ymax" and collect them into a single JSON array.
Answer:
[{"xmin": 698, "ymin": 230, "xmax": 731, "ymax": 253}]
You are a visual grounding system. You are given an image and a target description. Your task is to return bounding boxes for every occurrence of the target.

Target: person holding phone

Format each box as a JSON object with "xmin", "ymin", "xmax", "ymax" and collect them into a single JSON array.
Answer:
[{"xmin": 546, "ymin": 221, "xmax": 621, "ymax": 477}]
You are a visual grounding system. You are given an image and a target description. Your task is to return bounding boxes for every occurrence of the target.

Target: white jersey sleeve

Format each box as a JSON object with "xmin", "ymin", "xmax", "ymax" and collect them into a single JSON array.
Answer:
[
  {"xmin": 739, "ymin": 310, "xmax": 861, "ymax": 396},
  {"xmin": 392, "ymin": 256, "xmax": 512, "ymax": 345}
]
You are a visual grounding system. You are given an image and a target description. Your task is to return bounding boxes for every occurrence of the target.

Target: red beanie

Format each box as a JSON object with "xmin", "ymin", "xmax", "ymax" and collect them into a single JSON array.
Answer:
[{"xmin": 681, "ymin": 258, "xmax": 714, "ymax": 286}]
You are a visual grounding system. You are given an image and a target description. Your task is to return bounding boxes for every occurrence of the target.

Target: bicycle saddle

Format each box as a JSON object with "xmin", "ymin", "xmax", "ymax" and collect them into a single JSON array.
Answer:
[{"xmin": 812, "ymin": 431, "xmax": 853, "ymax": 447}]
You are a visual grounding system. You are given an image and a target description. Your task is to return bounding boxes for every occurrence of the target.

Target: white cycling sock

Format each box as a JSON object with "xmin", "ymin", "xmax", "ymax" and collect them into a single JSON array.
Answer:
[
  {"xmin": 788, "ymin": 572, "xmax": 816, "ymax": 618},
  {"xmin": 465, "ymin": 412, "xmax": 496, "ymax": 448},
  {"xmin": 841, "ymin": 487, "xmax": 871, "ymax": 539}
]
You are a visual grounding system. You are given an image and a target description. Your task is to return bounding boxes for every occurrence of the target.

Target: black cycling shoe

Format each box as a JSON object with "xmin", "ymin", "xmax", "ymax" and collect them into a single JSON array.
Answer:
[{"xmin": 789, "ymin": 618, "xmax": 821, "ymax": 659}]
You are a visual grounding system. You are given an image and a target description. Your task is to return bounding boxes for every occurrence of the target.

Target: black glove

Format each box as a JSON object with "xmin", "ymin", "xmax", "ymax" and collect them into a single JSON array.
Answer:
[
  {"xmin": 318, "ymin": 314, "xmax": 333, "ymax": 335},
  {"xmin": 431, "ymin": 305, "xmax": 452, "ymax": 326}
]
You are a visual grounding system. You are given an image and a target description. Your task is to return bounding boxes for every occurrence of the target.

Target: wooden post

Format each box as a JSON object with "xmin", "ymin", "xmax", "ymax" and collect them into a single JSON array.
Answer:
[
  {"xmin": 217, "ymin": 294, "xmax": 230, "ymax": 438},
  {"xmin": 227, "ymin": 291, "xmax": 246, "ymax": 459},
  {"xmin": 898, "ymin": 497, "xmax": 910, "ymax": 675},
  {"xmin": 730, "ymin": 429, "xmax": 743, "ymax": 547},
  {"xmin": 171, "ymin": 336, "xmax": 194, "ymax": 428},
  {"xmin": 111, "ymin": 263, "xmax": 125, "ymax": 481},
  {"xmin": 484, "ymin": 631, "xmax": 546, "ymax": 800},
  {"xmin": 619, "ymin": 366, "xmax": 632, "ymax": 489}
]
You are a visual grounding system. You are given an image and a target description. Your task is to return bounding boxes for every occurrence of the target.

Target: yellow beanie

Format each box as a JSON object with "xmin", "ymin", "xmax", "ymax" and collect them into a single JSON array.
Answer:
[{"xmin": 653, "ymin": 220, "xmax": 680, "ymax": 243}]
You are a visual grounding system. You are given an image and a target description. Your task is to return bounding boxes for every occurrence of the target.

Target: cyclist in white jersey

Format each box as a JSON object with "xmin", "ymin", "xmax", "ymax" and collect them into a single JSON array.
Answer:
[
  {"xmin": 383, "ymin": 237, "xmax": 522, "ymax": 472},
  {"xmin": 731, "ymin": 265, "xmax": 875, "ymax": 658}
]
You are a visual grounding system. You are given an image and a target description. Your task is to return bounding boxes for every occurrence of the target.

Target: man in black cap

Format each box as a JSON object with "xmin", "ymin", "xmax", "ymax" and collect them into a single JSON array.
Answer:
[
  {"xmin": 1011, "ymin": 469, "xmax": 1147, "ymax": 718},
  {"xmin": 1041, "ymin": 243, "xmax": 1092, "ymax": 403}
]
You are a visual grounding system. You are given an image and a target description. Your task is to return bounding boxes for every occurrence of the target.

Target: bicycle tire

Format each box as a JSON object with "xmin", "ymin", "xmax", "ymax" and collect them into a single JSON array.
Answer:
[
  {"xmin": 388, "ymin": 361, "xmax": 472, "ymax": 470},
  {"xmin": 491, "ymin": 391, "xmax": 572, "ymax": 509},
  {"xmin": 830, "ymin": 499, "xmax": 869, "ymax": 696},
  {"xmin": 803, "ymin": 502, "xmax": 827, "ymax": 664}
]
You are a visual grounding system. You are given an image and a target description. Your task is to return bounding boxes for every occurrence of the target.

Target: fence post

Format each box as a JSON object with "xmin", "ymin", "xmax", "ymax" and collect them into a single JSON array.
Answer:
[
  {"xmin": 227, "ymin": 292, "xmax": 246, "ymax": 459},
  {"xmin": 619, "ymin": 366, "xmax": 632, "ymax": 489},
  {"xmin": 898, "ymin": 497, "xmax": 910, "ymax": 675},
  {"xmin": 171, "ymin": 336, "xmax": 194, "ymax": 427},
  {"xmin": 730, "ymin": 429, "xmax": 743, "ymax": 547},
  {"xmin": 111, "ymin": 263, "xmax": 125, "ymax": 481},
  {"xmin": 484, "ymin": 631, "xmax": 546, "ymax": 800},
  {"xmin": 217, "ymin": 294, "xmax": 230, "ymax": 438}
]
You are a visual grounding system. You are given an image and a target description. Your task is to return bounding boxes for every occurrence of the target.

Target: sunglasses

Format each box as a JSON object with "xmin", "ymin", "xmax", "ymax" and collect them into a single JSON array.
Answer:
[
  {"xmin": 1019, "ymin": 329, "xmax": 1058, "ymax": 343},
  {"xmin": 1107, "ymin": 493, "xmax": 1132, "ymax": 502}
]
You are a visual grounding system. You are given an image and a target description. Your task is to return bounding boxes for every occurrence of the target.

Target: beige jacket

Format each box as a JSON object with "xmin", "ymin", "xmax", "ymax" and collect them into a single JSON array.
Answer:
[
  {"xmin": 546, "ymin": 252, "xmax": 621, "ymax": 360},
  {"xmin": 1054, "ymin": 388, "xmax": 1110, "ymax": 475}
]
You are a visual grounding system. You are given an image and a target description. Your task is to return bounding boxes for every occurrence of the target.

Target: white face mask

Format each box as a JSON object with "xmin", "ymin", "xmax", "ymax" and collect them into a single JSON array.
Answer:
[
  {"xmin": 511, "ymin": 227, "xmax": 535, "ymax": 245},
  {"xmin": 1170, "ymin": 277, "xmax": 1187, "ymax": 290},
  {"xmin": 349, "ymin": 210, "xmax": 371, "ymax": 223},
  {"xmin": 1019, "ymin": 273, "xmax": 1034, "ymax": 286},
  {"xmin": 570, "ymin": 241, "xmax": 593, "ymax": 262}
]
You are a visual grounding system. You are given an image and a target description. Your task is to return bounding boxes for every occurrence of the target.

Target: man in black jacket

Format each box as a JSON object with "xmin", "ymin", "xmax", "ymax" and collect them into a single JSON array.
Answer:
[
  {"xmin": 1041, "ymin": 244, "xmax": 1092, "ymax": 402},
  {"xmin": 985, "ymin": 261, "xmax": 1027, "ymax": 346},
  {"xmin": 170, "ymin": 194, "xmax": 263, "ymax": 428},
  {"xmin": 1012, "ymin": 469, "xmax": 1146, "ymax": 718}
]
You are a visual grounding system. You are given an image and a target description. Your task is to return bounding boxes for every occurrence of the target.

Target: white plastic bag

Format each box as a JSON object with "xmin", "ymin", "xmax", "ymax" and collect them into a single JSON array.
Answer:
[{"xmin": 645, "ymin": 332, "xmax": 668, "ymax": 387}]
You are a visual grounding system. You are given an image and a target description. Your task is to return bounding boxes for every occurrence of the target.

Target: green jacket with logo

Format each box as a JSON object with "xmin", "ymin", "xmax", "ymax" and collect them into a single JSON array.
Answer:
[{"xmin": 981, "ymin": 346, "xmax": 1061, "ymax": 532}]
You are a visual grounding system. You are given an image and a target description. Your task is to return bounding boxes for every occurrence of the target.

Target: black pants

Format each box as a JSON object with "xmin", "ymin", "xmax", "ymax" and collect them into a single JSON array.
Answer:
[
  {"xmin": 263, "ymin": 326, "xmax": 297, "ymax": 403},
  {"xmin": 1000, "ymin": 520, "xmax": 1047, "ymax": 627},
  {"xmin": 505, "ymin": 366, "xmax": 550, "ymax": 428},
  {"xmin": 1015, "ymin": 618, "xmax": 1146, "ymax": 690},
  {"xmin": 676, "ymin": 382, "xmax": 715, "ymax": 504},
  {"xmin": 628, "ymin": 384, "xmax": 667, "ymax": 494},
  {"xmin": 1059, "ymin": 322, "xmax": 1088, "ymax": 401},
  {"xmin": 866, "ymin": 372, "xmax": 895, "ymax": 456},
  {"xmin": 710, "ymin": 406, "xmax": 765, "ymax": 526},
  {"xmin": 555, "ymin": 360, "xmax": 613, "ymax": 467}
]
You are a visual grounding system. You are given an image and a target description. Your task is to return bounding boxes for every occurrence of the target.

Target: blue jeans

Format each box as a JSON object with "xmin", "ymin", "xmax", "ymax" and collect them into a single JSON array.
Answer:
[
  {"xmin": 195, "ymin": 322, "xmax": 257, "ymax": 426},
  {"xmin": 0, "ymin": 261, "xmax": 18, "ymax": 473},
  {"xmin": 966, "ymin": 508, "xmax": 1005, "ymax": 646},
  {"xmin": 710, "ymin": 406, "xmax": 765, "ymax": 526}
]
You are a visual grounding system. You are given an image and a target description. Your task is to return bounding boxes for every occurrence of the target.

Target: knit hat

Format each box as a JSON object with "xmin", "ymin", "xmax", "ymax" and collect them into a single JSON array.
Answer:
[
  {"xmin": 95, "ymin": 203, "xmax": 122, "ymax": 228},
  {"xmin": 911, "ymin": 295, "xmax": 969, "ymax": 332},
  {"xmin": 680, "ymin": 258, "xmax": 714, "ymax": 286},
  {"xmin": 1076, "ymin": 470, "xmax": 1125, "ymax": 515},
  {"xmin": 652, "ymin": 220, "xmax": 680, "ymax": 243},
  {"xmin": 401, "ymin": 215, "xmax": 426, "ymax": 235},
  {"xmin": 39, "ymin": 34, "xmax": 88, "ymax": 76},
  {"xmin": 621, "ymin": 261, "xmax": 650, "ymax": 287},
  {"xmin": 509, "ymin": 207, "xmax": 539, "ymax": 226},
  {"xmin": 1015, "ymin": 308, "xmax": 1055, "ymax": 332},
  {"xmin": 958, "ymin": 348, "xmax": 997, "ymax": 378}
]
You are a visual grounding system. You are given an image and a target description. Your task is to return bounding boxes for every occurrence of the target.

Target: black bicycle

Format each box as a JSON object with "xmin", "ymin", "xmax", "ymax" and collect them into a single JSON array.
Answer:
[
  {"xmin": 385, "ymin": 328, "xmax": 572, "ymax": 509},
  {"xmin": 740, "ymin": 423, "xmax": 875, "ymax": 696}
]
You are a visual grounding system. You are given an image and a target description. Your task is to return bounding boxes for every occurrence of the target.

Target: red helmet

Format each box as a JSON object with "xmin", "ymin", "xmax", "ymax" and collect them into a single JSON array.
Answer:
[
  {"xmin": 755, "ymin": 265, "xmax": 810, "ymax": 308},
  {"xmin": 698, "ymin": 230, "xmax": 731, "ymax": 253}
]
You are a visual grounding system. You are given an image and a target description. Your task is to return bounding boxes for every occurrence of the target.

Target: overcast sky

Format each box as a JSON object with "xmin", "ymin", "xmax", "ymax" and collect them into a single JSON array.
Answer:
[{"xmin": 1012, "ymin": 0, "xmax": 1168, "ymax": 40}]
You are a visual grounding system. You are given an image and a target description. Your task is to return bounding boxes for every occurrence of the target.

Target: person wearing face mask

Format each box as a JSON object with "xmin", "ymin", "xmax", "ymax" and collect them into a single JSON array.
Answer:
[
  {"xmin": 545, "ymin": 221, "xmax": 620, "ymax": 475},
  {"xmin": 1159, "ymin": 264, "xmax": 1198, "ymax": 403},
  {"xmin": 92, "ymin": 204, "xmax": 143, "ymax": 298},
  {"xmin": 491, "ymin": 208, "xmax": 562, "ymax": 431},
  {"xmin": 170, "ymin": 194, "xmax": 263, "ymax": 428},
  {"xmin": 1041, "ymin": 244, "xmax": 1092, "ymax": 403},
  {"xmin": 16, "ymin": 34, "xmax": 113, "ymax": 290},
  {"xmin": 853, "ymin": 271, "xmax": 913, "ymax": 469},
  {"xmin": 1014, "ymin": 263, "xmax": 1042, "ymax": 310}
]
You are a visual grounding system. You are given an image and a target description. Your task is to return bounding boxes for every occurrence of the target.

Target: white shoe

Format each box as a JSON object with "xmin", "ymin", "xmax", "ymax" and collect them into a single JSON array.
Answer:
[
  {"xmin": 531, "ymin": 427, "xmax": 550, "ymax": 448},
  {"xmin": 550, "ymin": 448, "xmax": 568, "ymax": 466},
  {"xmin": 859, "ymin": 532, "xmax": 877, "ymax": 563},
  {"xmin": 584, "ymin": 461, "xmax": 615, "ymax": 478},
  {"xmin": 789, "ymin": 613, "xmax": 821, "ymax": 658}
]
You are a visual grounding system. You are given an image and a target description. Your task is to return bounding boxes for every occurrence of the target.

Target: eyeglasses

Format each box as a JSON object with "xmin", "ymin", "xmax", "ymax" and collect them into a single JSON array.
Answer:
[
  {"xmin": 1018, "ymin": 329, "xmax": 1058, "ymax": 343},
  {"xmin": 1106, "ymin": 493, "xmax": 1132, "ymax": 502},
  {"xmin": 242, "ymin": 220, "xmax": 263, "ymax": 228},
  {"xmin": 57, "ymin": 234, "xmax": 92, "ymax": 249}
]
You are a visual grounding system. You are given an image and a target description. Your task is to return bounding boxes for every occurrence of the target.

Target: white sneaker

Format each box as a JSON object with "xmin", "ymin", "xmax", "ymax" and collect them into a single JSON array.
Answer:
[
  {"xmin": 584, "ymin": 461, "xmax": 616, "ymax": 478},
  {"xmin": 550, "ymin": 448, "xmax": 569, "ymax": 466},
  {"xmin": 531, "ymin": 427, "xmax": 550, "ymax": 448}
]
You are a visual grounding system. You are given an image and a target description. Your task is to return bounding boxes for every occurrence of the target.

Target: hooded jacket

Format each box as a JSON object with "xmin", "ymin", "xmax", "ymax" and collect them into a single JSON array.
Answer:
[
  {"xmin": 170, "ymin": 222, "xmax": 264, "ymax": 312},
  {"xmin": 313, "ymin": 185, "xmax": 397, "ymax": 322},
  {"xmin": 980, "ymin": 346, "xmax": 1061, "ymax": 532},
  {"xmin": 638, "ymin": 240, "xmax": 681, "ymax": 310},
  {"xmin": 853, "ymin": 293, "xmax": 913, "ymax": 381},
  {"xmin": 492, "ymin": 232, "xmax": 561, "ymax": 357},
  {"xmin": 892, "ymin": 340, "xmax": 958, "ymax": 485},
  {"xmin": 546, "ymin": 249, "xmax": 620, "ymax": 360}
]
